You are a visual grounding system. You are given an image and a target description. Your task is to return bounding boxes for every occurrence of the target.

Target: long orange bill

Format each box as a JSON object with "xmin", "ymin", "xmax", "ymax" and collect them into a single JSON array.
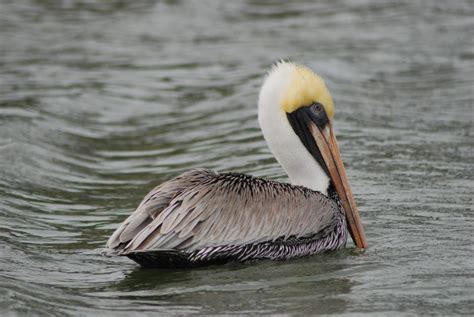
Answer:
[{"xmin": 308, "ymin": 122, "xmax": 368, "ymax": 249}]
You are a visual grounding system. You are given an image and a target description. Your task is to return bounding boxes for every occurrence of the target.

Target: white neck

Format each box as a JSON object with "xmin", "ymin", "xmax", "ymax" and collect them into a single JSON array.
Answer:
[{"xmin": 258, "ymin": 65, "xmax": 330, "ymax": 195}]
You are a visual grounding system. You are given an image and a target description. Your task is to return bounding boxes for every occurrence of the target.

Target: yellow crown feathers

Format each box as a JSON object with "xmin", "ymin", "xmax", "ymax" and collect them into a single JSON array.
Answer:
[{"xmin": 280, "ymin": 63, "xmax": 335, "ymax": 120}]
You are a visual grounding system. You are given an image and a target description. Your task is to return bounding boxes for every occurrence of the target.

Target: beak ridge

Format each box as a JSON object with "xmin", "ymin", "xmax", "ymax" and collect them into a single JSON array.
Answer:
[{"xmin": 308, "ymin": 122, "xmax": 368, "ymax": 249}]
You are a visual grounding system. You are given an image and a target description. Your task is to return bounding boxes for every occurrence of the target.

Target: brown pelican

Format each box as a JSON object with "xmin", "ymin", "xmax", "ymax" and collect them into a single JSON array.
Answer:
[{"xmin": 104, "ymin": 61, "xmax": 368, "ymax": 268}]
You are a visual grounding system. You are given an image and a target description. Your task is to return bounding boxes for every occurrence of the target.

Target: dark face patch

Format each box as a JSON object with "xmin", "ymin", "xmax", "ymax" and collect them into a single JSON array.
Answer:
[{"xmin": 286, "ymin": 103, "xmax": 330, "ymax": 177}]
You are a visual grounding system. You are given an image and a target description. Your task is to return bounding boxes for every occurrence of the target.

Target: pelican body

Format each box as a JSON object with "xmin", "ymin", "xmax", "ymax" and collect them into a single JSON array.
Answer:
[{"xmin": 105, "ymin": 62, "xmax": 367, "ymax": 268}]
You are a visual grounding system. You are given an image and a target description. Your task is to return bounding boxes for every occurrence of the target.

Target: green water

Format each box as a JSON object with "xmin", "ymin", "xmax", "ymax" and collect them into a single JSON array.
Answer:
[{"xmin": 1, "ymin": 0, "xmax": 473, "ymax": 316}]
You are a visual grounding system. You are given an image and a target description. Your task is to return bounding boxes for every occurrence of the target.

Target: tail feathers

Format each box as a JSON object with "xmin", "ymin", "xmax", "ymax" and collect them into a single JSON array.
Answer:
[{"xmin": 100, "ymin": 248, "xmax": 120, "ymax": 257}]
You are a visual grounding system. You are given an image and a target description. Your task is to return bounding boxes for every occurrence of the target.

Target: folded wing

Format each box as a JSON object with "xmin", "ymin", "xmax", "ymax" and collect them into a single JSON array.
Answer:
[{"xmin": 106, "ymin": 169, "xmax": 339, "ymax": 255}]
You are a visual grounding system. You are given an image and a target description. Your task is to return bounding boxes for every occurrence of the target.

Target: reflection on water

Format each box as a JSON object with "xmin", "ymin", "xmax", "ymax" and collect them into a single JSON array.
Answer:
[
  {"xmin": 105, "ymin": 254, "xmax": 355, "ymax": 315},
  {"xmin": 0, "ymin": 0, "xmax": 473, "ymax": 315}
]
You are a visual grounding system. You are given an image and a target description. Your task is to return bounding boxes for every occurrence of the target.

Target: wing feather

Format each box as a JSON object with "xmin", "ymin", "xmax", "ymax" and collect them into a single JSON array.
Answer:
[
  {"xmin": 106, "ymin": 169, "xmax": 209, "ymax": 249},
  {"xmin": 106, "ymin": 169, "xmax": 340, "ymax": 255}
]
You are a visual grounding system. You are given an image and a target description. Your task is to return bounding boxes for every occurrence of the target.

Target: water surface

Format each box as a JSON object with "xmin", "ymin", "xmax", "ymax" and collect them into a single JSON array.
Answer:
[{"xmin": 1, "ymin": 0, "xmax": 473, "ymax": 316}]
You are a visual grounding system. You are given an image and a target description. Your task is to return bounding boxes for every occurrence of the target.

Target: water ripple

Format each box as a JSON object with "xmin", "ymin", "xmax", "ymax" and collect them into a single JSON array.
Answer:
[{"xmin": 0, "ymin": 0, "xmax": 473, "ymax": 315}]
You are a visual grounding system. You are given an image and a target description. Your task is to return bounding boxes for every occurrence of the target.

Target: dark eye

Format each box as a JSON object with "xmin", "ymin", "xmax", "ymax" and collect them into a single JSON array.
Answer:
[{"xmin": 313, "ymin": 103, "xmax": 322, "ymax": 112}]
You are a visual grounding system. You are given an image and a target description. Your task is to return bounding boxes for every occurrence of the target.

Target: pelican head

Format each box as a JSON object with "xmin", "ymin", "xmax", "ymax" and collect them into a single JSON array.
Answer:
[{"xmin": 258, "ymin": 61, "xmax": 367, "ymax": 249}]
